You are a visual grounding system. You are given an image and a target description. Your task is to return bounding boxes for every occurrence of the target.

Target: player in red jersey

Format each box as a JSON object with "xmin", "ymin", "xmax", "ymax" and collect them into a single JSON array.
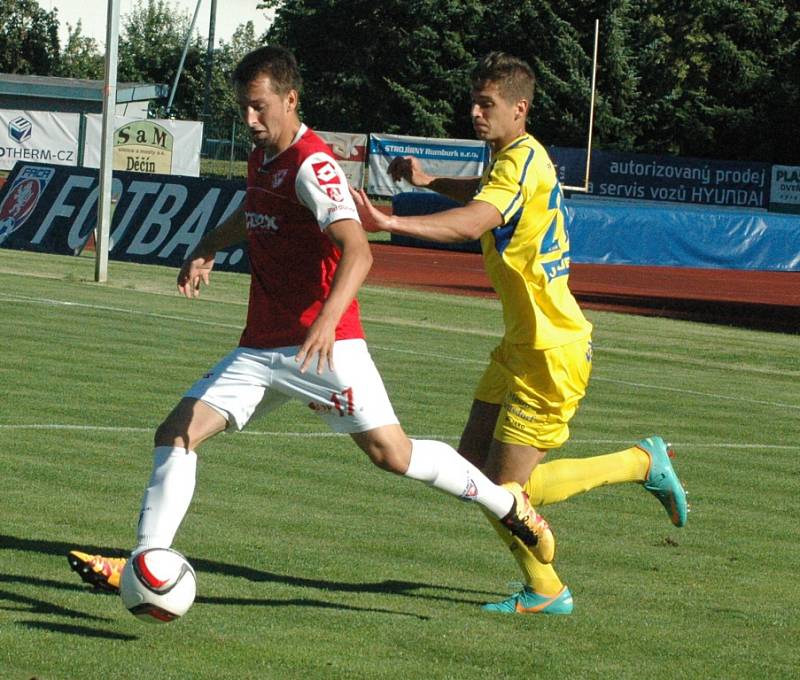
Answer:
[{"xmin": 68, "ymin": 46, "xmax": 554, "ymax": 594}]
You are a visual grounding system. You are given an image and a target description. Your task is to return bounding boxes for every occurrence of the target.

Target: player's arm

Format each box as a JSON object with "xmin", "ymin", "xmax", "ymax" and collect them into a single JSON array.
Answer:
[
  {"xmin": 295, "ymin": 218, "xmax": 372, "ymax": 374},
  {"xmin": 352, "ymin": 188, "xmax": 501, "ymax": 243},
  {"xmin": 388, "ymin": 155, "xmax": 481, "ymax": 204},
  {"xmin": 177, "ymin": 206, "xmax": 247, "ymax": 298}
]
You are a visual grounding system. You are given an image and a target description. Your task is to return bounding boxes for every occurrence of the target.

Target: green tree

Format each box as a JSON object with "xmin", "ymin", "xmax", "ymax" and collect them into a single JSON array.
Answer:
[
  {"xmin": 203, "ymin": 21, "xmax": 262, "ymax": 138},
  {"xmin": 0, "ymin": 0, "xmax": 60, "ymax": 74},
  {"xmin": 117, "ymin": 0, "xmax": 206, "ymax": 119},
  {"xmin": 264, "ymin": 0, "xmax": 486, "ymax": 137},
  {"xmin": 465, "ymin": 1, "xmax": 595, "ymax": 146},
  {"xmin": 57, "ymin": 21, "xmax": 104, "ymax": 79}
]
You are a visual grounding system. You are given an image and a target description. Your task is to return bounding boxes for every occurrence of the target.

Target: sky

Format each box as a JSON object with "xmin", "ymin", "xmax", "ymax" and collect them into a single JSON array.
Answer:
[{"xmin": 41, "ymin": 0, "xmax": 274, "ymax": 49}]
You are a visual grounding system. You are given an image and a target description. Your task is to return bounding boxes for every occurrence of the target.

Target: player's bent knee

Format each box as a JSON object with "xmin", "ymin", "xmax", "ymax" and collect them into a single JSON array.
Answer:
[
  {"xmin": 153, "ymin": 398, "xmax": 227, "ymax": 451},
  {"xmin": 350, "ymin": 427, "xmax": 412, "ymax": 475}
]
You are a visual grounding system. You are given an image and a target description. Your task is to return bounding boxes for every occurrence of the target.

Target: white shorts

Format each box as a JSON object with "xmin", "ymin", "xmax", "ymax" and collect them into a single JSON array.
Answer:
[{"xmin": 184, "ymin": 338, "xmax": 399, "ymax": 433}]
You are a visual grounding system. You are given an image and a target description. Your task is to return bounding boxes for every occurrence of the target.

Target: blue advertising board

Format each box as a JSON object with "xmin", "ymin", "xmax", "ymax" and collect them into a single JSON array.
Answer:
[
  {"xmin": 550, "ymin": 147, "xmax": 771, "ymax": 210},
  {"xmin": 0, "ymin": 162, "xmax": 248, "ymax": 271}
]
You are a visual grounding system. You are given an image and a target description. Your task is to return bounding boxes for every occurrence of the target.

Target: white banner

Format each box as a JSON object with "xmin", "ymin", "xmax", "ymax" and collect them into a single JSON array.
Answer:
[
  {"xmin": 317, "ymin": 131, "xmax": 367, "ymax": 189},
  {"xmin": 769, "ymin": 165, "xmax": 800, "ymax": 214},
  {"xmin": 83, "ymin": 115, "xmax": 203, "ymax": 177},
  {"xmin": 367, "ymin": 133, "xmax": 489, "ymax": 196},
  {"xmin": 0, "ymin": 110, "xmax": 80, "ymax": 171}
]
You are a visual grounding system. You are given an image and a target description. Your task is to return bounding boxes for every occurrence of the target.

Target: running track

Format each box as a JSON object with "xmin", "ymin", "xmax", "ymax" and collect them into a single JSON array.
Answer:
[{"xmin": 367, "ymin": 242, "xmax": 800, "ymax": 333}]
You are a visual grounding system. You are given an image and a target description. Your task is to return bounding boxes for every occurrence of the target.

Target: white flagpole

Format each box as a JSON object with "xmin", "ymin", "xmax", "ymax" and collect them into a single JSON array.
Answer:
[{"xmin": 95, "ymin": 0, "xmax": 121, "ymax": 283}]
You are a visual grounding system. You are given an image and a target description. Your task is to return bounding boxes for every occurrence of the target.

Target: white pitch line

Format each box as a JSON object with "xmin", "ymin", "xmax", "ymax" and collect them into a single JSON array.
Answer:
[
  {"xmin": 0, "ymin": 292, "xmax": 241, "ymax": 331},
  {"xmin": 0, "ymin": 424, "xmax": 796, "ymax": 450},
  {"xmin": 2, "ymin": 291, "xmax": 798, "ymax": 410}
]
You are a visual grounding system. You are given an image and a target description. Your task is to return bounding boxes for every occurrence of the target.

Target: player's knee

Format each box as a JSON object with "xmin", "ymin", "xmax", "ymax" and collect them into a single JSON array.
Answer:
[
  {"xmin": 353, "ymin": 435, "xmax": 409, "ymax": 475},
  {"xmin": 154, "ymin": 418, "xmax": 193, "ymax": 450},
  {"xmin": 350, "ymin": 426, "xmax": 412, "ymax": 474}
]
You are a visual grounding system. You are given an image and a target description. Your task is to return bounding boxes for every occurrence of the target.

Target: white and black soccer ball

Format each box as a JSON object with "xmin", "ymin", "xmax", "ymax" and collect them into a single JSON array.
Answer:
[{"xmin": 120, "ymin": 548, "xmax": 197, "ymax": 623}]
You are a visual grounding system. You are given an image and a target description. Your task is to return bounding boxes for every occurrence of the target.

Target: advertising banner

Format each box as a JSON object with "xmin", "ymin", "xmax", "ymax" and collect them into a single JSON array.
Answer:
[
  {"xmin": 83, "ymin": 115, "xmax": 204, "ymax": 177},
  {"xmin": 317, "ymin": 131, "xmax": 367, "ymax": 189},
  {"xmin": 0, "ymin": 162, "xmax": 247, "ymax": 271},
  {"xmin": 550, "ymin": 147, "xmax": 771, "ymax": 210},
  {"xmin": 368, "ymin": 133, "xmax": 490, "ymax": 196},
  {"xmin": 769, "ymin": 165, "xmax": 800, "ymax": 214},
  {"xmin": 0, "ymin": 110, "xmax": 80, "ymax": 171}
]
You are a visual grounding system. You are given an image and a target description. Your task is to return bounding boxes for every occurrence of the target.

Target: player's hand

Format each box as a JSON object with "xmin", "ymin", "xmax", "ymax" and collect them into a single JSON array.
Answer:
[
  {"xmin": 177, "ymin": 253, "xmax": 215, "ymax": 298},
  {"xmin": 387, "ymin": 156, "xmax": 432, "ymax": 187},
  {"xmin": 349, "ymin": 187, "xmax": 391, "ymax": 233},
  {"xmin": 296, "ymin": 317, "xmax": 337, "ymax": 374}
]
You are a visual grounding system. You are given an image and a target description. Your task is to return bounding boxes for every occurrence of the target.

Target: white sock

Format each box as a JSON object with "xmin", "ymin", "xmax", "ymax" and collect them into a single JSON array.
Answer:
[
  {"xmin": 404, "ymin": 439, "xmax": 513, "ymax": 519},
  {"xmin": 134, "ymin": 446, "xmax": 197, "ymax": 552}
]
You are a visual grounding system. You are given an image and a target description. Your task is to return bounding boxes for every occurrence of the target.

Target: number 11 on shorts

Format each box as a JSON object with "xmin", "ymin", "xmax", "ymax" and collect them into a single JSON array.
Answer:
[{"xmin": 331, "ymin": 387, "xmax": 354, "ymax": 416}]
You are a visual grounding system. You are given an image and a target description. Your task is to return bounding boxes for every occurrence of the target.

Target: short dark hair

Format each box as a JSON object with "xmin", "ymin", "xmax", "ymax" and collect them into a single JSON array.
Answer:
[
  {"xmin": 231, "ymin": 45, "xmax": 302, "ymax": 96},
  {"xmin": 471, "ymin": 51, "xmax": 535, "ymax": 105}
]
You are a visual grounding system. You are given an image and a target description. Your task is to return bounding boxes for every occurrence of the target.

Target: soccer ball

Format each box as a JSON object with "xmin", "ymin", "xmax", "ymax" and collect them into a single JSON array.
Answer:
[{"xmin": 119, "ymin": 548, "xmax": 197, "ymax": 623}]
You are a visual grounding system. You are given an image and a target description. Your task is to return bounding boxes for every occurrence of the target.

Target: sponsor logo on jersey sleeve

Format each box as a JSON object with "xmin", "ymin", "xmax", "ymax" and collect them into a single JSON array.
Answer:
[
  {"xmin": 312, "ymin": 160, "xmax": 340, "ymax": 185},
  {"xmin": 325, "ymin": 185, "xmax": 344, "ymax": 202}
]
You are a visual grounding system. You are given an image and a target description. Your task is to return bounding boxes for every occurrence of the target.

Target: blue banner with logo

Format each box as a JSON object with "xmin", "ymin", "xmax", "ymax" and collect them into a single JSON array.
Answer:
[
  {"xmin": 0, "ymin": 162, "xmax": 247, "ymax": 271},
  {"xmin": 550, "ymin": 147, "xmax": 771, "ymax": 210}
]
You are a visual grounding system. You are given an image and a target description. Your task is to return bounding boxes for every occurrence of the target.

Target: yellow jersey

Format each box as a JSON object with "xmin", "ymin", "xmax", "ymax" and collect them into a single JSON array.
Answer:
[{"xmin": 473, "ymin": 133, "xmax": 591, "ymax": 349}]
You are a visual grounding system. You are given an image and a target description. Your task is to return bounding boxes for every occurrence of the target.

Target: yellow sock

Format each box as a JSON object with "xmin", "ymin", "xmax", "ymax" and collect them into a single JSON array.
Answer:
[
  {"xmin": 525, "ymin": 446, "xmax": 650, "ymax": 506},
  {"xmin": 483, "ymin": 508, "xmax": 563, "ymax": 596}
]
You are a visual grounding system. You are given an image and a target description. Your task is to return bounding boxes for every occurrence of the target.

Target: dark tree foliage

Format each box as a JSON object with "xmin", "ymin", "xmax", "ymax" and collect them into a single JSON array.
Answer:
[
  {"xmin": 263, "ymin": 0, "xmax": 800, "ymax": 161},
  {"xmin": 0, "ymin": 0, "xmax": 60, "ymax": 74},
  {"xmin": 7, "ymin": 0, "xmax": 799, "ymax": 162},
  {"xmin": 264, "ymin": 0, "xmax": 486, "ymax": 137}
]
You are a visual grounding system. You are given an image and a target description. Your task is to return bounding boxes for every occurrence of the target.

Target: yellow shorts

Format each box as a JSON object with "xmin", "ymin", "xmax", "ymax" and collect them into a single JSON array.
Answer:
[{"xmin": 474, "ymin": 335, "xmax": 593, "ymax": 449}]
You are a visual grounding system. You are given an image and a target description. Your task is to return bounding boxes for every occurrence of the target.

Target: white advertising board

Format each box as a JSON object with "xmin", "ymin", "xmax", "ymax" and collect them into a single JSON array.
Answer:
[
  {"xmin": 769, "ymin": 165, "xmax": 800, "ymax": 214},
  {"xmin": 317, "ymin": 131, "xmax": 367, "ymax": 189},
  {"xmin": 83, "ymin": 115, "xmax": 203, "ymax": 177},
  {"xmin": 0, "ymin": 110, "xmax": 80, "ymax": 171}
]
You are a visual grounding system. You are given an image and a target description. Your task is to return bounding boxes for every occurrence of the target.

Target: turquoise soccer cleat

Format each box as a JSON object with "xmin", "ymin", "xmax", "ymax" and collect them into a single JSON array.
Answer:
[
  {"xmin": 482, "ymin": 585, "xmax": 574, "ymax": 615},
  {"xmin": 638, "ymin": 436, "xmax": 688, "ymax": 527}
]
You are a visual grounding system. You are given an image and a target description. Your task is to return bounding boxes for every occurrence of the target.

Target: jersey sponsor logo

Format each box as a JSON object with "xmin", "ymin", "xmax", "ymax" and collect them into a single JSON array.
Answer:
[
  {"xmin": 325, "ymin": 185, "xmax": 344, "ymax": 202},
  {"xmin": 312, "ymin": 160, "xmax": 339, "ymax": 185},
  {"xmin": 0, "ymin": 165, "xmax": 55, "ymax": 244},
  {"xmin": 271, "ymin": 169, "xmax": 288, "ymax": 188},
  {"xmin": 542, "ymin": 252, "xmax": 571, "ymax": 282},
  {"xmin": 246, "ymin": 211, "xmax": 279, "ymax": 233}
]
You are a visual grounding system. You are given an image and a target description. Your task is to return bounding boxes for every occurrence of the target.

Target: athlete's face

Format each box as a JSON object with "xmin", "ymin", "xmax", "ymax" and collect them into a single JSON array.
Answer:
[
  {"xmin": 236, "ymin": 75, "xmax": 299, "ymax": 155},
  {"xmin": 470, "ymin": 80, "xmax": 528, "ymax": 150}
]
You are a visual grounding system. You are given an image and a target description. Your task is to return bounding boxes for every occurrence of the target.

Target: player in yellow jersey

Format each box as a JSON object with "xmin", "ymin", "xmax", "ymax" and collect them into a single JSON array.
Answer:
[{"xmin": 353, "ymin": 51, "xmax": 688, "ymax": 614}]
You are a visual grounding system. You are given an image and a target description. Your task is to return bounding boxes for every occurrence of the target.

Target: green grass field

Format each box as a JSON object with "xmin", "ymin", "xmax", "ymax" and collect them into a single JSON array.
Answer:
[{"xmin": 1, "ymin": 249, "xmax": 798, "ymax": 679}]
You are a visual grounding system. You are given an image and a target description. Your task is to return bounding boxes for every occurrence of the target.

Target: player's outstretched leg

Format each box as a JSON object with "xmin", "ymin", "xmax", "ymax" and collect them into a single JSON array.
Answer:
[
  {"xmin": 499, "ymin": 482, "xmax": 555, "ymax": 564},
  {"xmin": 67, "ymin": 551, "xmax": 127, "ymax": 592},
  {"xmin": 638, "ymin": 436, "xmax": 688, "ymax": 527}
]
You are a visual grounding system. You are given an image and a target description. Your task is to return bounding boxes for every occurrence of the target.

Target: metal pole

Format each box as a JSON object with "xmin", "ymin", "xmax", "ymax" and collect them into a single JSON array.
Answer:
[
  {"xmin": 583, "ymin": 19, "xmax": 600, "ymax": 189},
  {"xmin": 95, "ymin": 0, "xmax": 120, "ymax": 283},
  {"xmin": 227, "ymin": 118, "xmax": 236, "ymax": 180},
  {"xmin": 167, "ymin": 0, "xmax": 204, "ymax": 114},
  {"xmin": 202, "ymin": 0, "xmax": 217, "ymax": 118},
  {"xmin": 562, "ymin": 19, "xmax": 599, "ymax": 193}
]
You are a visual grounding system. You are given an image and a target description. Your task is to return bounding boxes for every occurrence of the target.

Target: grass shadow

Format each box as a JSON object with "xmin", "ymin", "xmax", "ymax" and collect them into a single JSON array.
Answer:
[
  {"xmin": 1, "ymin": 533, "xmax": 500, "ymax": 610},
  {"xmin": 19, "ymin": 620, "xmax": 137, "ymax": 640}
]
